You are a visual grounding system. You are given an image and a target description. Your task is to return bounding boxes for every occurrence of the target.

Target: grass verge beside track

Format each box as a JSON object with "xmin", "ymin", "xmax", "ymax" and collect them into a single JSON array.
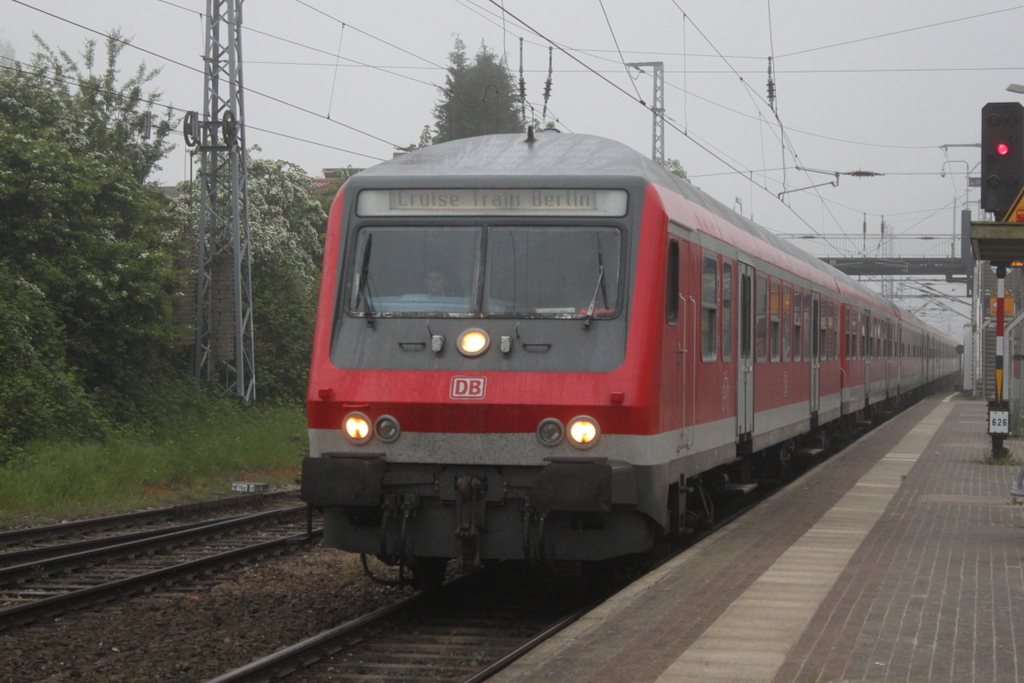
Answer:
[{"xmin": 0, "ymin": 403, "xmax": 306, "ymax": 528}]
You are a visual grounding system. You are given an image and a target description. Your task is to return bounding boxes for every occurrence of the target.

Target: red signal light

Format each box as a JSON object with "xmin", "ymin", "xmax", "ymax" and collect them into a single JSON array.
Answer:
[{"xmin": 998, "ymin": 142, "xmax": 1011, "ymax": 155}]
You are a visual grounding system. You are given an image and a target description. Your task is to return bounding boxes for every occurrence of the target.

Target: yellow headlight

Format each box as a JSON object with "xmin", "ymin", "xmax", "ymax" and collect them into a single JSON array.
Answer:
[
  {"xmin": 458, "ymin": 328, "xmax": 490, "ymax": 357},
  {"xmin": 567, "ymin": 416, "xmax": 600, "ymax": 448},
  {"xmin": 343, "ymin": 412, "xmax": 372, "ymax": 444}
]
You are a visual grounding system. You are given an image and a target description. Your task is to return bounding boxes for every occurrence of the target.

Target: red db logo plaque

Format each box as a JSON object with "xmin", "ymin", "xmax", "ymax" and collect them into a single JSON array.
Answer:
[{"xmin": 450, "ymin": 376, "xmax": 486, "ymax": 399}]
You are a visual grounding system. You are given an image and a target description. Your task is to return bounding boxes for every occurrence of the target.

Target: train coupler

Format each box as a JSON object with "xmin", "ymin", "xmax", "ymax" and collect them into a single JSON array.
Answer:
[
  {"xmin": 378, "ymin": 493, "xmax": 420, "ymax": 563},
  {"xmin": 454, "ymin": 475, "xmax": 486, "ymax": 569}
]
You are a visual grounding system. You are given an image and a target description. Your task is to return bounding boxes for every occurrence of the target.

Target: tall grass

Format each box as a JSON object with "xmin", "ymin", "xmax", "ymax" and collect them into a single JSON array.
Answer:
[{"xmin": 0, "ymin": 402, "xmax": 307, "ymax": 526}]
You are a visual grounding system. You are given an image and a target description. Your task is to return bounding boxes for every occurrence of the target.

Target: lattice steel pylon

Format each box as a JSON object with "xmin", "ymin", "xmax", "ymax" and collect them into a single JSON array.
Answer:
[
  {"xmin": 879, "ymin": 217, "xmax": 894, "ymax": 300},
  {"xmin": 190, "ymin": 0, "xmax": 255, "ymax": 403},
  {"xmin": 627, "ymin": 61, "xmax": 664, "ymax": 165}
]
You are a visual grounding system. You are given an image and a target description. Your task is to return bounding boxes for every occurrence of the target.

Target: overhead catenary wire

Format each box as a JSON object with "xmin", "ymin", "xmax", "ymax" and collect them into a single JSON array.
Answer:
[
  {"xmin": 10, "ymin": 0, "xmax": 405, "ymax": 150},
  {"xmin": 481, "ymin": 0, "xmax": 849, "ymax": 249},
  {"xmin": 466, "ymin": 0, "xmax": 966, "ymax": 252},
  {"xmin": 228, "ymin": 61, "xmax": 1024, "ymax": 77},
  {"xmin": 326, "ymin": 22, "xmax": 346, "ymax": 120},
  {"xmin": 662, "ymin": 0, "xmax": 869, "ymax": 243},
  {"xmin": 0, "ymin": 59, "xmax": 387, "ymax": 162},
  {"xmin": 777, "ymin": 4, "xmax": 1024, "ymax": 59},
  {"xmin": 11, "ymin": 0, "xmax": 975, "ymax": 250},
  {"xmin": 291, "ymin": 0, "xmax": 447, "ymax": 69},
  {"xmin": 597, "ymin": 0, "xmax": 645, "ymax": 104}
]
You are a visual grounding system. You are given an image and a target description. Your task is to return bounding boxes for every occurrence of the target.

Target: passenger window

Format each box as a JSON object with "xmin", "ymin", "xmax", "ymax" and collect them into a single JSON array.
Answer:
[
  {"xmin": 803, "ymin": 294, "xmax": 811, "ymax": 361},
  {"xmin": 844, "ymin": 308, "xmax": 851, "ymax": 360},
  {"xmin": 818, "ymin": 299, "xmax": 827, "ymax": 361},
  {"xmin": 770, "ymin": 279, "xmax": 781, "ymax": 361},
  {"xmin": 828, "ymin": 302, "xmax": 836, "ymax": 360},
  {"xmin": 756, "ymin": 274, "xmax": 768, "ymax": 362},
  {"xmin": 782, "ymin": 283, "xmax": 792, "ymax": 362},
  {"xmin": 722, "ymin": 260, "xmax": 733, "ymax": 361},
  {"xmin": 793, "ymin": 290, "xmax": 802, "ymax": 362},
  {"xmin": 701, "ymin": 252, "xmax": 718, "ymax": 361},
  {"xmin": 862, "ymin": 314, "xmax": 869, "ymax": 359}
]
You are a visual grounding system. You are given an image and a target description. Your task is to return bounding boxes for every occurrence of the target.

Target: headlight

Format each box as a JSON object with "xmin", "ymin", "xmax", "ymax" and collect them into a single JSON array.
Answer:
[
  {"xmin": 343, "ymin": 412, "xmax": 372, "ymax": 445},
  {"xmin": 375, "ymin": 415, "xmax": 401, "ymax": 443},
  {"xmin": 457, "ymin": 328, "xmax": 490, "ymax": 357},
  {"xmin": 536, "ymin": 418, "xmax": 564, "ymax": 446},
  {"xmin": 567, "ymin": 416, "xmax": 600, "ymax": 449}
]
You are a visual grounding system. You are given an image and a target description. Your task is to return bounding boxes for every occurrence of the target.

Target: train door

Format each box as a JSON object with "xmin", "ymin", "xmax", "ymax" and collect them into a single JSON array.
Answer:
[
  {"xmin": 810, "ymin": 292, "xmax": 821, "ymax": 416},
  {"xmin": 880, "ymin": 321, "xmax": 888, "ymax": 397},
  {"xmin": 897, "ymin": 325, "xmax": 903, "ymax": 390},
  {"xmin": 864, "ymin": 311, "xmax": 872, "ymax": 403},
  {"xmin": 737, "ymin": 262, "xmax": 755, "ymax": 436},
  {"xmin": 677, "ymin": 239, "xmax": 695, "ymax": 448}
]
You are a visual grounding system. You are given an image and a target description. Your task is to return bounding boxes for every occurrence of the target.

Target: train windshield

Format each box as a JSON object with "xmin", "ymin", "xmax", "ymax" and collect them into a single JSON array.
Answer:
[
  {"xmin": 350, "ymin": 227, "xmax": 481, "ymax": 315},
  {"xmin": 348, "ymin": 225, "xmax": 620, "ymax": 318},
  {"xmin": 483, "ymin": 227, "xmax": 620, "ymax": 315}
]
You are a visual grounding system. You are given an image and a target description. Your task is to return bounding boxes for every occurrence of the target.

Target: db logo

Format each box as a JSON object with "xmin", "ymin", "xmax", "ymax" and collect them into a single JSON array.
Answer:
[{"xmin": 450, "ymin": 376, "xmax": 487, "ymax": 399}]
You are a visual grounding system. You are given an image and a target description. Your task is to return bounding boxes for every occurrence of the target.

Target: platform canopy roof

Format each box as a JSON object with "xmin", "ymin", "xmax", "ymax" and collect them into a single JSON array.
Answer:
[{"xmin": 971, "ymin": 222, "xmax": 1024, "ymax": 263}]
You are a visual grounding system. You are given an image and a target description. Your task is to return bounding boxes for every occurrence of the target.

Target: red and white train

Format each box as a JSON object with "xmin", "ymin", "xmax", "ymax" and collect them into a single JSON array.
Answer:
[{"xmin": 302, "ymin": 131, "xmax": 958, "ymax": 584}]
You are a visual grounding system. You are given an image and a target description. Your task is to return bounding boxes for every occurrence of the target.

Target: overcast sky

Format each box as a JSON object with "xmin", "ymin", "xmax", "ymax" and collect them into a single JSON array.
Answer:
[{"xmin": 4, "ymin": 0, "xmax": 1020, "ymax": 337}]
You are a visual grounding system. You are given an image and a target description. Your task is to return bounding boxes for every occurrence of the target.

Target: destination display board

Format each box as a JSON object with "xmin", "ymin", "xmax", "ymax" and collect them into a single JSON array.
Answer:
[{"xmin": 356, "ymin": 188, "xmax": 628, "ymax": 217}]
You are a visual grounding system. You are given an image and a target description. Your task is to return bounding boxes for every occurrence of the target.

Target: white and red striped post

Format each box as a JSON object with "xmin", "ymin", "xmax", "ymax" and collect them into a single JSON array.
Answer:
[{"xmin": 991, "ymin": 263, "xmax": 1010, "ymax": 456}]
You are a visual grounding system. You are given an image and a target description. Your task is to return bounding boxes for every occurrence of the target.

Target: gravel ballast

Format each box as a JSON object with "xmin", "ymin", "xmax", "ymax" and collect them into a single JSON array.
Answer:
[{"xmin": 0, "ymin": 543, "xmax": 411, "ymax": 682}]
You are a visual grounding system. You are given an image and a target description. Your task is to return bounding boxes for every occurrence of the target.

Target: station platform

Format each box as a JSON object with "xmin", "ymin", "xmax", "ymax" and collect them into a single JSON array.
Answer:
[{"xmin": 492, "ymin": 394, "xmax": 1024, "ymax": 683}]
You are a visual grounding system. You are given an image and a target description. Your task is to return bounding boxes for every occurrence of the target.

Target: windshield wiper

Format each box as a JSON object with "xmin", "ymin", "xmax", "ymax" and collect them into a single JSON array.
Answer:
[
  {"xmin": 355, "ymin": 235, "xmax": 375, "ymax": 327},
  {"xmin": 583, "ymin": 237, "xmax": 609, "ymax": 329}
]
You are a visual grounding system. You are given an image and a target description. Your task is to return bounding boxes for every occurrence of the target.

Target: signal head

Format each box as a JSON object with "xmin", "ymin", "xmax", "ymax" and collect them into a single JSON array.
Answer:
[{"xmin": 981, "ymin": 102, "xmax": 1024, "ymax": 217}]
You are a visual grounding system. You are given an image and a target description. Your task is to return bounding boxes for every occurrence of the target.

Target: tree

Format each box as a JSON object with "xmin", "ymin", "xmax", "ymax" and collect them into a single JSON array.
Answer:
[
  {"xmin": 0, "ymin": 270, "xmax": 102, "ymax": 457},
  {"xmin": 432, "ymin": 38, "xmax": 524, "ymax": 143},
  {"xmin": 172, "ymin": 152, "xmax": 326, "ymax": 403},
  {"xmin": 0, "ymin": 33, "xmax": 183, "ymax": 459},
  {"xmin": 0, "ymin": 30, "xmax": 14, "ymax": 67},
  {"xmin": 20, "ymin": 32, "xmax": 176, "ymax": 183},
  {"xmin": 396, "ymin": 125, "xmax": 434, "ymax": 154},
  {"xmin": 663, "ymin": 158, "xmax": 688, "ymax": 180}
]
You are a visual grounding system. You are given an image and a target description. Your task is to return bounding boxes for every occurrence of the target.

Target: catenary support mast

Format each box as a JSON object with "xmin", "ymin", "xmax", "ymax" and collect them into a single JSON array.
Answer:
[
  {"xmin": 192, "ymin": 0, "xmax": 255, "ymax": 402},
  {"xmin": 627, "ymin": 61, "xmax": 664, "ymax": 165}
]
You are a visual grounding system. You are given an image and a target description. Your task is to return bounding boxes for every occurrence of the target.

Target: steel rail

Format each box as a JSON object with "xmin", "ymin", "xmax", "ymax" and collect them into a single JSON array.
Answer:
[
  {"xmin": 0, "ymin": 506, "xmax": 319, "ymax": 630},
  {"xmin": 0, "ymin": 504, "xmax": 307, "ymax": 584},
  {"xmin": 0, "ymin": 490, "xmax": 299, "ymax": 548},
  {"xmin": 458, "ymin": 599, "xmax": 601, "ymax": 683},
  {"xmin": 0, "ymin": 514, "xmax": 257, "ymax": 566},
  {"xmin": 204, "ymin": 592, "xmax": 427, "ymax": 683}
]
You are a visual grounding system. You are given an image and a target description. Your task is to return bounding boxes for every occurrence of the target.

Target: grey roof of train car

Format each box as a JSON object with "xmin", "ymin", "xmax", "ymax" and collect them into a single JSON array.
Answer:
[{"xmin": 359, "ymin": 131, "xmax": 931, "ymax": 332}]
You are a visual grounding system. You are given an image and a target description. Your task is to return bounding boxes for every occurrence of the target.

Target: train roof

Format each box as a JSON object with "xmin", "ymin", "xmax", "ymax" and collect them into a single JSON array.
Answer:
[{"xmin": 358, "ymin": 132, "xmax": 950, "ymax": 341}]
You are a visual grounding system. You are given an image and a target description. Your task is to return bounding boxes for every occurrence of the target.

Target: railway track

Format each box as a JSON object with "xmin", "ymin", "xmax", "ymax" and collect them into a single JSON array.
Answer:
[
  {"xmin": 0, "ymin": 489, "xmax": 301, "ymax": 561},
  {"xmin": 206, "ymin": 563, "xmax": 605, "ymax": 683},
  {"xmin": 208, "ymin": 508, "xmax": 779, "ymax": 683},
  {"xmin": 202, "ymin": 418, "xmax": 884, "ymax": 683},
  {"xmin": 201, "ymin": 481, "xmax": 796, "ymax": 683},
  {"xmin": 0, "ymin": 500, "xmax": 320, "ymax": 631}
]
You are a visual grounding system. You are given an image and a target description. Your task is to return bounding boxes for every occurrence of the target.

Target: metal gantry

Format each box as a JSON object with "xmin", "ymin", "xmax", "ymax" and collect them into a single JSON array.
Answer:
[
  {"xmin": 192, "ymin": 0, "xmax": 255, "ymax": 402},
  {"xmin": 627, "ymin": 61, "xmax": 664, "ymax": 165}
]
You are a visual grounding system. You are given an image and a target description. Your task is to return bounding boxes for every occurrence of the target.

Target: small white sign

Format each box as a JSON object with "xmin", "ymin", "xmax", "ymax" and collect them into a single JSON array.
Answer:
[
  {"xmin": 989, "ymin": 410, "xmax": 1010, "ymax": 435},
  {"xmin": 231, "ymin": 482, "xmax": 268, "ymax": 493}
]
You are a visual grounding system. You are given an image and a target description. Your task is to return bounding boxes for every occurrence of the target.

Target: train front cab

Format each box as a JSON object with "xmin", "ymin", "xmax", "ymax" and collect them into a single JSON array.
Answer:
[{"xmin": 303, "ymin": 176, "xmax": 687, "ymax": 574}]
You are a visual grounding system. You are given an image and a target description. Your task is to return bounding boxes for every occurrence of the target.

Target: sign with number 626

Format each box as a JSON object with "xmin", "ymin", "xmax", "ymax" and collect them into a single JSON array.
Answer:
[{"xmin": 989, "ymin": 410, "xmax": 1010, "ymax": 435}]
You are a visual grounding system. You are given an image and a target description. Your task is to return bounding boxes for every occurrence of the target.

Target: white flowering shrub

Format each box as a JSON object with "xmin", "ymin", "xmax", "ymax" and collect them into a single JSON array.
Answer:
[{"xmin": 172, "ymin": 152, "xmax": 326, "ymax": 402}]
